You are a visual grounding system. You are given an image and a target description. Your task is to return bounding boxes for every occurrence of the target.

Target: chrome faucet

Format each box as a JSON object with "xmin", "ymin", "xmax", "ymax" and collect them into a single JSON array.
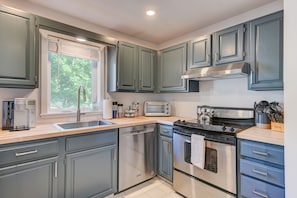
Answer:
[{"xmin": 77, "ymin": 85, "xmax": 86, "ymax": 122}]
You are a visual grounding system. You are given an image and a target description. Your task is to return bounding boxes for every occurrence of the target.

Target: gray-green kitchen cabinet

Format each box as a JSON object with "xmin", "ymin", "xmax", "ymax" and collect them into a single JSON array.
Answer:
[
  {"xmin": 117, "ymin": 41, "xmax": 138, "ymax": 91},
  {"xmin": 65, "ymin": 146, "xmax": 117, "ymax": 198},
  {"xmin": 65, "ymin": 129, "xmax": 118, "ymax": 198},
  {"xmin": 109, "ymin": 41, "xmax": 156, "ymax": 92},
  {"xmin": 248, "ymin": 11, "xmax": 283, "ymax": 91},
  {"xmin": 0, "ymin": 157, "xmax": 58, "ymax": 198},
  {"xmin": 0, "ymin": 139, "xmax": 59, "ymax": 198},
  {"xmin": 158, "ymin": 42, "xmax": 199, "ymax": 92},
  {"xmin": 158, "ymin": 124, "xmax": 173, "ymax": 182},
  {"xmin": 0, "ymin": 5, "xmax": 36, "ymax": 88},
  {"xmin": 138, "ymin": 47, "xmax": 156, "ymax": 91},
  {"xmin": 188, "ymin": 35, "xmax": 212, "ymax": 68},
  {"xmin": 213, "ymin": 24, "xmax": 246, "ymax": 65}
]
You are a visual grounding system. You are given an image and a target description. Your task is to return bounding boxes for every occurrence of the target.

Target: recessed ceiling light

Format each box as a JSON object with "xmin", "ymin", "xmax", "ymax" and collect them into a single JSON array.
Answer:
[
  {"xmin": 146, "ymin": 10, "xmax": 155, "ymax": 16},
  {"xmin": 76, "ymin": 37, "xmax": 86, "ymax": 42}
]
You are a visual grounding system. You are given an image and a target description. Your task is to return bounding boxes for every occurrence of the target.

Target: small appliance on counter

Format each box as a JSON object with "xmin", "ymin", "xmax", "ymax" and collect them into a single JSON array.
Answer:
[
  {"xmin": 254, "ymin": 100, "xmax": 284, "ymax": 130},
  {"xmin": 143, "ymin": 101, "xmax": 171, "ymax": 117},
  {"xmin": 2, "ymin": 98, "xmax": 36, "ymax": 131}
]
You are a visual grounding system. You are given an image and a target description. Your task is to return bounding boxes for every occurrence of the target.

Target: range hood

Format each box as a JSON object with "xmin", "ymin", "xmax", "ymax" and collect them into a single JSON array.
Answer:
[{"xmin": 181, "ymin": 62, "xmax": 250, "ymax": 81}]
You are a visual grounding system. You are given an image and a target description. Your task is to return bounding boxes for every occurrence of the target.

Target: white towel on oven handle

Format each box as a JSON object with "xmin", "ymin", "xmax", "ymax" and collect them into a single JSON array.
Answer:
[{"xmin": 190, "ymin": 134, "xmax": 205, "ymax": 169}]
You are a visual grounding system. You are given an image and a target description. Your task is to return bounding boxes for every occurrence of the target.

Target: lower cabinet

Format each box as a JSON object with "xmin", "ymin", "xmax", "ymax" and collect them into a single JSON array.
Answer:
[
  {"xmin": 0, "ymin": 157, "xmax": 58, "ymax": 198},
  {"xmin": 0, "ymin": 129, "xmax": 118, "ymax": 198},
  {"xmin": 65, "ymin": 145, "xmax": 117, "ymax": 198},
  {"xmin": 158, "ymin": 124, "xmax": 173, "ymax": 182},
  {"xmin": 238, "ymin": 139, "xmax": 285, "ymax": 198}
]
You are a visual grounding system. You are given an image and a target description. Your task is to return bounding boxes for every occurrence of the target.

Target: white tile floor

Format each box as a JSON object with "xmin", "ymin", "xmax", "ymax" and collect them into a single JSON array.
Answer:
[{"xmin": 106, "ymin": 177, "xmax": 183, "ymax": 198}]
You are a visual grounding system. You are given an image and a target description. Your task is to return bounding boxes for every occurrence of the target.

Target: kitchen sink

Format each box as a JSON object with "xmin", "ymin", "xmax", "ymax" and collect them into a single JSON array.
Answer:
[{"xmin": 55, "ymin": 120, "xmax": 114, "ymax": 130}]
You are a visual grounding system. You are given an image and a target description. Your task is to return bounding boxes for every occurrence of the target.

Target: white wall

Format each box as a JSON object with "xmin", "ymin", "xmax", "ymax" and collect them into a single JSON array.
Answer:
[
  {"xmin": 0, "ymin": 0, "xmax": 284, "ymax": 125},
  {"xmin": 284, "ymin": 0, "xmax": 297, "ymax": 197}
]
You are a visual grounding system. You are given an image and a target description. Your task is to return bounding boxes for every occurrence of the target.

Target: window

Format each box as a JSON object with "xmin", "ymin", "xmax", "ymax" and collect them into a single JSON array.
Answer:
[{"xmin": 40, "ymin": 29, "xmax": 105, "ymax": 116}]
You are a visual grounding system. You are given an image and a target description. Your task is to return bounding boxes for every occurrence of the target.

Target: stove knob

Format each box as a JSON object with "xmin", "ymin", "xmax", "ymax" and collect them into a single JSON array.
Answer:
[
  {"xmin": 182, "ymin": 120, "xmax": 186, "ymax": 123},
  {"xmin": 222, "ymin": 126, "xmax": 226, "ymax": 131},
  {"xmin": 230, "ymin": 128, "xmax": 235, "ymax": 132}
]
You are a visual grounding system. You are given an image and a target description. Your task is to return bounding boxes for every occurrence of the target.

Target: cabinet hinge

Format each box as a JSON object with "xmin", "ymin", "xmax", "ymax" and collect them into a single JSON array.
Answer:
[
  {"xmin": 243, "ymin": 51, "xmax": 246, "ymax": 57},
  {"xmin": 34, "ymin": 76, "xmax": 38, "ymax": 84},
  {"xmin": 63, "ymin": 159, "xmax": 66, "ymax": 166}
]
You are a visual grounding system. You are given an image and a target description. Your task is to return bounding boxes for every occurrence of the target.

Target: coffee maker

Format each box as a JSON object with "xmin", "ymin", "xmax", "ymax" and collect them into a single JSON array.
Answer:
[{"xmin": 2, "ymin": 98, "xmax": 36, "ymax": 131}]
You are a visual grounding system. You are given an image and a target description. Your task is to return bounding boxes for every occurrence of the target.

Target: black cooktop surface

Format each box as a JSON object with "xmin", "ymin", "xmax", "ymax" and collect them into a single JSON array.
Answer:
[{"xmin": 174, "ymin": 118, "xmax": 254, "ymax": 134}]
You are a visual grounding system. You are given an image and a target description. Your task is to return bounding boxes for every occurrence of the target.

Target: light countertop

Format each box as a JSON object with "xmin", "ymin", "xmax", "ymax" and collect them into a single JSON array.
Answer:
[
  {"xmin": 237, "ymin": 126, "xmax": 284, "ymax": 146},
  {"xmin": 0, "ymin": 117, "xmax": 284, "ymax": 146},
  {"xmin": 0, "ymin": 116, "xmax": 187, "ymax": 145}
]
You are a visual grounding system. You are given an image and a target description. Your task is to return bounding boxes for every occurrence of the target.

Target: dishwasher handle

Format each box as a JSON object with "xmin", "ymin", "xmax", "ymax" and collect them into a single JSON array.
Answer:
[{"xmin": 127, "ymin": 127, "xmax": 155, "ymax": 136}]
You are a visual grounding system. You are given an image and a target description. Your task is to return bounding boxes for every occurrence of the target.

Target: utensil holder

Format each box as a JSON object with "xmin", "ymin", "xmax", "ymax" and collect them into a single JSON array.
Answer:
[{"xmin": 255, "ymin": 112, "xmax": 271, "ymax": 129}]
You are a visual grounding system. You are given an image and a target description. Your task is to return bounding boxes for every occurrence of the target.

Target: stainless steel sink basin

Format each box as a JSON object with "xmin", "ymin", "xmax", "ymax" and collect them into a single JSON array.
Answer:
[{"xmin": 55, "ymin": 120, "xmax": 114, "ymax": 130}]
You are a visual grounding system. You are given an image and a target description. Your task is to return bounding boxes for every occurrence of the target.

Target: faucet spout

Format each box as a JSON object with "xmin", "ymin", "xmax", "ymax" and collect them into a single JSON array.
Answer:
[{"xmin": 77, "ymin": 85, "xmax": 86, "ymax": 122}]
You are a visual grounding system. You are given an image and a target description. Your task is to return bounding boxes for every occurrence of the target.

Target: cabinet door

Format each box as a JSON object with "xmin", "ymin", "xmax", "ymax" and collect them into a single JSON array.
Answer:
[
  {"xmin": 188, "ymin": 35, "xmax": 212, "ymax": 68},
  {"xmin": 139, "ymin": 47, "xmax": 156, "ymax": 92},
  {"xmin": 158, "ymin": 135, "xmax": 173, "ymax": 182},
  {"xmin": 117, "ymin": 42, "xmax": 138, "ymax": 91},
  {"xmin": 213, "ymin": 24, "xmax": 245, "ymax": 65},
  {"xmin": 248, "ymin": 11, "xmax": 283, "ymax": 90},
  {"xmin": 0, "ymin": 157, "xmax": 58, "ymax": 198},
  {"xmin": 65, "ymin": 145, "xmax": 117, "ymax": 198},
  {"xmin": 159, "ymin": 42, "xmax": 188, "ymax": 92},
  {"xmin": 0, "ymin": 6, "xmax": 36, "ymax": 88}
]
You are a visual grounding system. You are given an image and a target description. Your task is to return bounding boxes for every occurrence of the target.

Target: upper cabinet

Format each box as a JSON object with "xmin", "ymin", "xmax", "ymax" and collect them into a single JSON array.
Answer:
[
  {"xmin": 188, "ymin": 35, "xmax": 212, "ymax": 69},
  {"xmin": 188, "ymin": 24, "xmax": 246, "ymax": 69},
  {"xmin": 213, "ymin": 24, "xmax": 246, "ymax": 65},
  {"xmin": 0, "ymin": 6, "xmax": 36, "ymax": 88},
  {"xmin": 108, "ymin": 41, "xmax": 156, "ymax": 92},
  {"xmin": 117, "ymin": 42, "xmax": 138, "ymax": 91},
  {"xmin": 248, "ymin": 11, "xmax": 283, "ymax": 91},
  {"xmin": 158, "ymin": 42, "xmax": 199, "ymax": 92},
  {"xmin": 138, "ymin": 47, "xmax": 156, "ymax": 92}
]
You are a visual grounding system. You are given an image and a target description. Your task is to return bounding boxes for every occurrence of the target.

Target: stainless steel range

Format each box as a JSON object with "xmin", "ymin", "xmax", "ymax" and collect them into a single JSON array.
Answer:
[{"xmin": 173, "ymin": 106, "xmax": 254, "ymax": 198}]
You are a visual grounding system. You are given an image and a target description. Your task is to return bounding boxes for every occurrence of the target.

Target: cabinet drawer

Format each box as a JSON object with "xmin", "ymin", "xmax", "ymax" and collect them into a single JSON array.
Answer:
[
  {"xmin": 240, "ymin": 159, "xmax": 284, "ymax": 187},
  {"xmin": 241, "ymin": 175, "xmax": 285, "ymax": 198},
  {"xmin": 240, "ymin": 140, "xmax": 284, "ymax": 165},
  {"xmin": 0, "ymin": 140, "xmax": 59, "ymax": 166},
  {"xmin": 66, "ymin": 129, "xmax": 117, "ymax": 152},
  {"xmin": 159, "ymin": 125, "xmax": 173, "ymax": 137}
]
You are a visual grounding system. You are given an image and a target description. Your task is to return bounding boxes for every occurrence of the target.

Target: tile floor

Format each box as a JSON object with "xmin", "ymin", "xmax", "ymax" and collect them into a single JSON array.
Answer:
[{"xmin": 107, "ymin": 177, "xmax": 183, "ymax": 198}]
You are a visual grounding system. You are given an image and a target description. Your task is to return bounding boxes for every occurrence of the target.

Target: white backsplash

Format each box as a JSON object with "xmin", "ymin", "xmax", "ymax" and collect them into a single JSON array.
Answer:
[
  {"xmin": 0, "ymin": 78, "xmax": 284, "ymax": 126},
  {"xmin": 109, "ymin": 78, "xmax": 284, "ymax": 118}
]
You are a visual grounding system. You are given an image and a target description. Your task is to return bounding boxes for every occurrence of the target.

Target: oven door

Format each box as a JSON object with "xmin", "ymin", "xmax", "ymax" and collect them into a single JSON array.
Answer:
[{"xmin": 173, "ymin": 132, "xmax": 236, "ymax": 195}]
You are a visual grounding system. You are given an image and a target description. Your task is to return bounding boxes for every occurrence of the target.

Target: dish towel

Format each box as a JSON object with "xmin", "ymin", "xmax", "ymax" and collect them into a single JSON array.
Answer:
[{"xmin": 190, "ymin": 134, "xmax": 205, "ymax": 169}]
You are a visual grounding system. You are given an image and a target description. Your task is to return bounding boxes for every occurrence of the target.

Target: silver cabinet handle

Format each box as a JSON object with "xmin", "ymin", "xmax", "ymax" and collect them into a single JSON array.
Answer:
[
  {"xmin": 207, "ymin": 54, "xmax": 211, "ymax": 63},
  {"xmin": 215, "ymin": 52, "xmax": 219, "ymax": 62},
  {"xmin": 113, "ymin": 149, "xmax": 117, "ymax": 161},
  {"xmin": 54, "ymin": 161, "xmax": 58, "ymax": 178},
  {"xmin": 253, "ymin": 190, "xmax": 269, "ymax": 198},
  {"xmin": 163, "ymin": 130, "xmax": 170, "ymax": 134},
  {"xmin": 15, "ymin": 149, "xmax": 38, "ymax": 157},
  {"xmin": 252, "ymin": 169, "xmax": 268, "ymax": 176},
  {"xmin": 253, "ymin": 150, "xmax": 269, "ymax": 156}
]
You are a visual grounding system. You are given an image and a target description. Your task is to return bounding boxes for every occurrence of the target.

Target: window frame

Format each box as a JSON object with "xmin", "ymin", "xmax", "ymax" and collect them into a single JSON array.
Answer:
[{"xmin": 39, "ymin": 29, "xmax": 106, "ymax": 117}]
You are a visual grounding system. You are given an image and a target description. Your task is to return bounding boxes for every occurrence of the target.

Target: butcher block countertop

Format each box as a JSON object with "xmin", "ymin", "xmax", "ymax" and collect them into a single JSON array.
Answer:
[
  {"xmin": 0, "ymin": 116, "xmax": 186, "ymax": 145},
  {"xmin": 237, "ymin": 126, "xmax": 284, "ymax": 146}
]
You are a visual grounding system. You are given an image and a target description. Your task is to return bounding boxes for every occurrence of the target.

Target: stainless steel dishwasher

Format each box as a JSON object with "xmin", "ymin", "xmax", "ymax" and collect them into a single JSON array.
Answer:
[{"xmin": 118, "ymin": 124, "xmax": 156, "ymax": 192}]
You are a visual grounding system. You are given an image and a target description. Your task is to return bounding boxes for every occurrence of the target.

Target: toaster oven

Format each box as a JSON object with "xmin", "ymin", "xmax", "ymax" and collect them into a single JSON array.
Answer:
[{"xmin": 144, "ymin": 101, "xmax": 171, "ymax": 117}]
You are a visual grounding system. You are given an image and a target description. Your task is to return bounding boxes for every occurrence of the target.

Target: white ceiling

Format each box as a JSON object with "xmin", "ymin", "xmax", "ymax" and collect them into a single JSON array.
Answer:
[{"xmin": 26, "ymin": 0, "xmax": 277, "ymax": 44}]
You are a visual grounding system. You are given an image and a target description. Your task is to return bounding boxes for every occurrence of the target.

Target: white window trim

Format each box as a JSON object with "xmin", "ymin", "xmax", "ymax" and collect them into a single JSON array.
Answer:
[{"xmin": 39, "ymin": 29, "xmax": 106, "ymax": 117}]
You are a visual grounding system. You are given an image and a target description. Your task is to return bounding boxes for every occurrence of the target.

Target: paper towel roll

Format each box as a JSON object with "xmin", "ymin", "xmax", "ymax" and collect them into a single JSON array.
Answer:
[{"xmin": 103, "ymin": 99, "xmax": 112, "ymax": 119}]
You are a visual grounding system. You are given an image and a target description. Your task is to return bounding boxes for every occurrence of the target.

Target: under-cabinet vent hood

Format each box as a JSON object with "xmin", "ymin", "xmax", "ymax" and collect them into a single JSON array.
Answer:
[{"xmin": 181, "ymin": 62, "xmax": 250, "ymax": 81}]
